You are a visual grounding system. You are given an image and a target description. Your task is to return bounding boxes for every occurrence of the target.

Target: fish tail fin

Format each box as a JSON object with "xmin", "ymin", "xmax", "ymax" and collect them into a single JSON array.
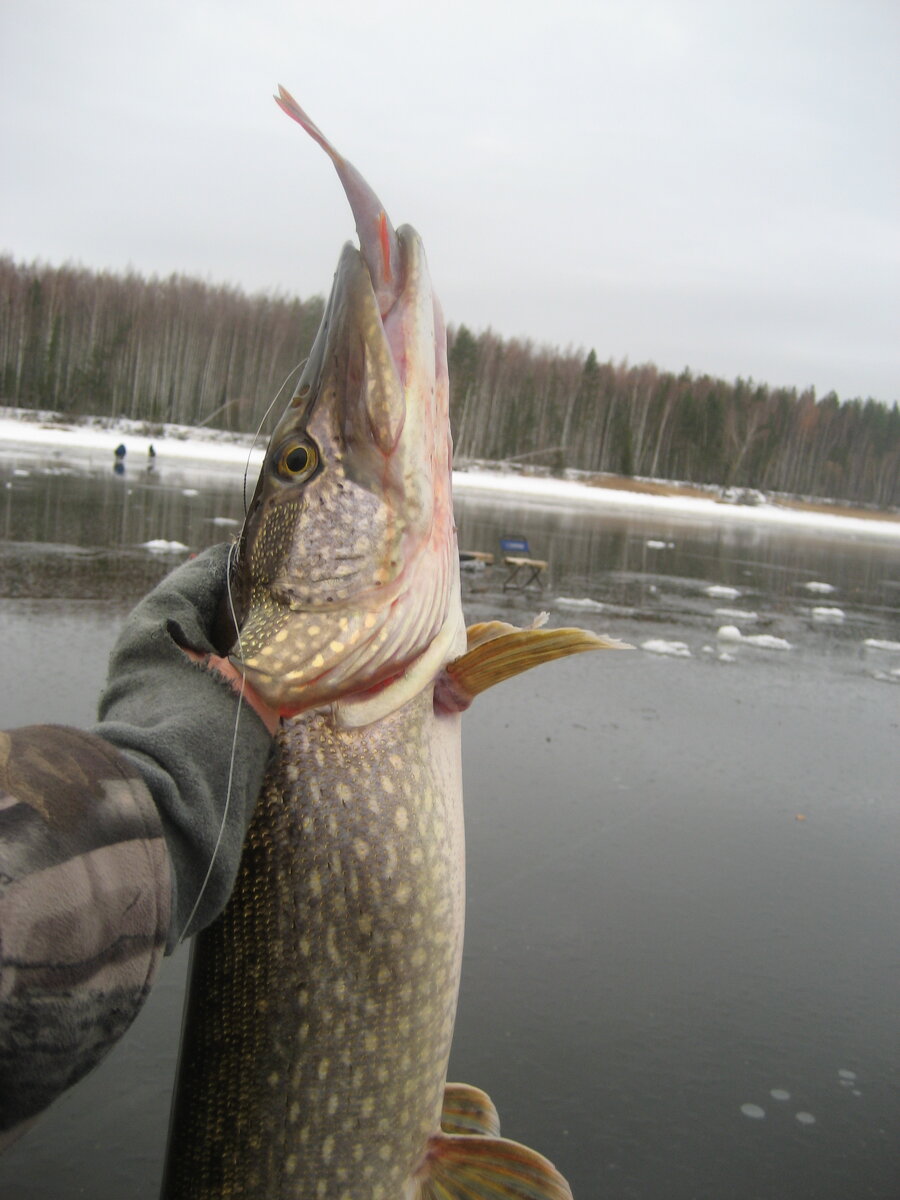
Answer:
[
  {"xmin": 437, "ymin": 622, "xmax": 630, "ymax": 709},
  {"xmin": 414, "ymin": 1131, "xmax": 573, "ymax": 1199},
  {"xmin": 441, "ymin": 1082, "xmax": 501, "ymax": 1137}
]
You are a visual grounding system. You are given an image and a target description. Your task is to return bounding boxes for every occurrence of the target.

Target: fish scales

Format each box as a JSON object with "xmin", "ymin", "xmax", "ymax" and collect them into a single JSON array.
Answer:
[
  {"xmin": 164, "ymin": 690, "xmax": 464, "ymax": 1197},
  {"xmin": 161, "ymin": 87, "xmax": 614, "ymax": 1199}
]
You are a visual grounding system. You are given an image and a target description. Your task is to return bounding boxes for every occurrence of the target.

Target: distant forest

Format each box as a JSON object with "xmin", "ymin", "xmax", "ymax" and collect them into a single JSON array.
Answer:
[{"xmin": 2, "ymin": 255, "xmax": 897, "ymax": 507}]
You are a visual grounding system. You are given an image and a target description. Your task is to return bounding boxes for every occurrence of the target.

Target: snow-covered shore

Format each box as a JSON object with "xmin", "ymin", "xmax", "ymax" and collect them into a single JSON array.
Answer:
[{"xmin": 2, "ymin": 409, "xmax": 898, "ymax": 542}]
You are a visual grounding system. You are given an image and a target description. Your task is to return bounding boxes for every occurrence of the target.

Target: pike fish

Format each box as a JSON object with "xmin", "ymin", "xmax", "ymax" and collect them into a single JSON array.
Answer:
[{"xmin": 161, "ymin": 87, "xmax": 622, "ymax": 1200}]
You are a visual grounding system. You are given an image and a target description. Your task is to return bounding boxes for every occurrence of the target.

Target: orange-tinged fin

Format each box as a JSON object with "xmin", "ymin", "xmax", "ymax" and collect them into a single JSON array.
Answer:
[
  {"xmin": 441, "ymin": 1083, "xmax": 502, "ymax": 1138},
  {"xmin": 440, "ymin": 625, "xmax": 630, "ymax": 707},
  {"xmin": 414, "ymin": 1132, "xmax": 573, "ymax": 1199}
]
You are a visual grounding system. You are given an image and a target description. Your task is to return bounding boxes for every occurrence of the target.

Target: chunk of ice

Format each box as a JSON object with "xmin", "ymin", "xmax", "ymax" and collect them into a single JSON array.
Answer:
[
  {"xmin": 641, "ymin": 639, "xmax": 691, "ymax": 657},
  {"xmin": 812, "ymin": 607, "xmax": 845, "ymax": 622},
  {"xmin": 740, "ymin": 1103, "xmax": 766, "ymax": 1119}
]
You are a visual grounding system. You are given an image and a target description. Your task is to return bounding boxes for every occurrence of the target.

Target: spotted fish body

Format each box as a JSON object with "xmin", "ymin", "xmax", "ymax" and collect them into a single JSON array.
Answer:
[{"xmin": 162, "ymin": 89, "xmax": 614, "ymax": 1200}]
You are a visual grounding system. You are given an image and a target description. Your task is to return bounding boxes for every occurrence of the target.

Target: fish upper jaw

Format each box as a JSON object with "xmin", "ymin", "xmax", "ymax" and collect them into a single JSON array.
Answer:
[{"xmin": 233, "ymin": 227, "xmax": 459, "ymax": 717}]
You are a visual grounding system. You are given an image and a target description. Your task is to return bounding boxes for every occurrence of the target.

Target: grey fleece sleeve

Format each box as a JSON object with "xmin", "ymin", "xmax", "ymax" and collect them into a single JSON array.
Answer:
[{"xmin": 95, "ymin": 543, "xmax": 275, "ymax": 950}]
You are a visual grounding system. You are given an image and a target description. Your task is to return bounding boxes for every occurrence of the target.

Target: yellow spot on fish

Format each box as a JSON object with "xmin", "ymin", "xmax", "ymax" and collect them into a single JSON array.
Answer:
[
  {"xmin": 285, "ymin": 1154, "xmax": 297, "ymax": 1175},
  {"xmin": 394, "ymin": 805, "xmax": 409, "ymax": 830},
  {"xmin": 330, "ymin": 640, "xmax": 344, "ymax": 653},
  {"xmin": 364, "ymin": 613, "xmax": 377, "ymax": 629},
  {"xmin": 307, "ymin": 624, "xmax": 320, "ymax": 636},
  {"xmin": 309, "ymin": 870, "xmax": 322, "ymax": 898},
  {"xmin": 364, "ymin": 1031, "xmax": 378, "ymax": 1053},
  {"xmin": 353, "ymin": 1143, "xmax": 364, "ymax": 1162},
  {"xmin": 327, "ymin": 1094, "xmax": 339, "ymax": 1116},
  {"xmin": 337, "ymin": 782, "xmax": 352, "ymax": 803},
  {"xmin": 289, "ymin": 1102, "xmax": 300, "ymax": 1123},
  {"xmin": 318, "ymin": 1058, "xmax": 330, "ymax": 1080},
  {"xmin": 377, "ymin": 965, "xmax": 391, "ymax": 985},
  {"xmin": 354, "ymin": 838, "xmax": 370, "ymax": 861},
  {"xmin": 275, "ymin": 628, "xmax": 289, "ymax": 642},
  {"xmin": 358, "ymin": 913, "xmax": 373, "ymax": 935},
  {"xmin": 378, "ymin": 1142, "xmax": 392, "ymax": 1161},
  {"xmin": 389, "ymin": 753, "xmax": 403, "ymax": 769},
  {"xmin": 267, "ymin": 1071, "xmax": 280, "ymax": 1087},
  {"xmin": 381, "ymin": 775, "xmax": 395, "ymax": 794},
  {"xmin": 394, "ymin": 883, "xmax": 411, "ymax": 905},
  {"xmin": 361, "ymin": 1095, "xmax": 375, "ymax": 1118}
]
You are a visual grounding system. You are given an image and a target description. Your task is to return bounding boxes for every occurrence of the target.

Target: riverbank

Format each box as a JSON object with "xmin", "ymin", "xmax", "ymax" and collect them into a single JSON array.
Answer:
[{"xmin": 2, "ymin": 407, "xmax": 898, "ymax": 542}]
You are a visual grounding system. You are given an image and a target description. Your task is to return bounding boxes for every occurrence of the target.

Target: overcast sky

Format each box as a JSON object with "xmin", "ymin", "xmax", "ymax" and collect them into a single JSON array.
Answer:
[{"xmin": 2, "ymin": 1, "xmax": 898, "ymax": 403}]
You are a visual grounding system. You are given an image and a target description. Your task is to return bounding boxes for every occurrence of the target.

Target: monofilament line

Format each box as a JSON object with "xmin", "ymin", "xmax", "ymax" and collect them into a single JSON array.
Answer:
[{"xmin": 177, "ymin": 540, "xmax": 249, "ymax": 944}]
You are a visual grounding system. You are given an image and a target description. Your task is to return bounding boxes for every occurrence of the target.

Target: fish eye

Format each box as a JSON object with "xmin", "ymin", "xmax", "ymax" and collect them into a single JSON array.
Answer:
[{"xmin": 276, "ymin": 439, "xmax": 318, "ymax": 480}]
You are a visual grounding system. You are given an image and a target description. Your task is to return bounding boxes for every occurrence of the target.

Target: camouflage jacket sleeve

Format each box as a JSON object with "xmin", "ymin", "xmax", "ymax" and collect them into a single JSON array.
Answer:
[
  {"xmin": 0, "ymin": 723, "xmax": 169, "ymax": 1144},
  {"xmin": 0, "ymin": 546, "xmax": 275, "ymax": 1144}
]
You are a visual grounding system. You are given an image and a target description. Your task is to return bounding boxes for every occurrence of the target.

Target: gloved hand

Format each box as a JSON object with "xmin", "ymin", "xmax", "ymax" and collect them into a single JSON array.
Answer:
[{"xmin": 96, "ymin": 544, "xmax": 278, "ymax": 948}]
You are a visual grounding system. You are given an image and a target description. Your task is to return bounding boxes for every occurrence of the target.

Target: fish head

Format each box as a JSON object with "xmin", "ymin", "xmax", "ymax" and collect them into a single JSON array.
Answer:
[{"xmin": 232, "ymin": 201, "xmax": 460, "ymax": 718}]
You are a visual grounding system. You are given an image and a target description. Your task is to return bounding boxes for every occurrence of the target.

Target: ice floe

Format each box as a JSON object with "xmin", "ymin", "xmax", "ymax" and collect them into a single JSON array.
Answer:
[
  {"xmin": 864, "ymin": 638, "xmax": 900, "ymax": 652},
  {"xmin": 141, "ymin": 539, "xmax": 191, "ymax": 552},
  {"xmin": 740, "ymin": 1103, "xmax": 766, "ymax": 1119},
  {"xmin": 714, "ymin": 607, "xmax": 758, "ymax": 622},
  {"xmin": 716, "ymin": 625, "xmax": 792, "ymax": 650},
  {"xmin": 704, "ymin": 585, "xmax": 741, "ymax": 599},
  {"xmin": 641, "ymin": 639, "xmax": 691, "ymax": 657},
  {"xmin": 555, "ymin": 596, "xmax": 604, "ymax": 611},
  {"xmin": 645, "ymin": 539, "xmax": 674, "ymax": 549},
  {"xmin": 811, "ymin": 606, "xmax": 845, "ymax": 623},
  {"xmin": 803, "ymin": 580, "xmax": 837, "ymax": 593}
]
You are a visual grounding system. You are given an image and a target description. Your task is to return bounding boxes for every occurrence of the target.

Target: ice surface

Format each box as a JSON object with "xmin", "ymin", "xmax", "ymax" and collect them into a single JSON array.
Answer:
[{"xmin": 4, "ymin": 413, "xmax": 899, "ymax": 543}]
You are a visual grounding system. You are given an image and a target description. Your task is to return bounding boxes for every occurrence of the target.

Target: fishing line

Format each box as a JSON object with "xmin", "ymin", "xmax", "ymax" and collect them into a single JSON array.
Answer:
[
  {"xmin": 177, "ymin": 362, "xmax": 305, "ymax": 944},
  {"xmin": 177, "ymin": 542, "xmax": 248, "ymax": 944},
  {"xmin": 241, "ymin": 358, "xmax": 308, "ymax": 514}
]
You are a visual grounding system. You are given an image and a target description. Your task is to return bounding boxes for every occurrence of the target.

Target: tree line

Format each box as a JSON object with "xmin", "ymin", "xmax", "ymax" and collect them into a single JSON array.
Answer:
[{"xmin": 2, "ymin": 255, "xmax": 897, "ymax": 506}]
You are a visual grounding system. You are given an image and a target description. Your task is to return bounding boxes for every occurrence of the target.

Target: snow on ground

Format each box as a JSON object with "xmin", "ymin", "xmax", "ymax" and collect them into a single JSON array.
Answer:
[{"xmin": 2, "ymin": 410, "xmax": 899, "ymax": 542}]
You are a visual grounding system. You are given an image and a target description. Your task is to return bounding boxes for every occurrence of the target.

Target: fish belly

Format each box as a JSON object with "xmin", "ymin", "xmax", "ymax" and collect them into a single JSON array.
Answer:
[{"xmin": 163, "ymin": 689, "xmax": 465, "ymax": 1199}]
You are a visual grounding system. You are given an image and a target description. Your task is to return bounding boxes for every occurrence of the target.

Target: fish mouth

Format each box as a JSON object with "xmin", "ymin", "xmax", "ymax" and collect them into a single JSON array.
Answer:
[{"xmin": 230, "ymin": 103, "xmax": 461, "ymax": 719}]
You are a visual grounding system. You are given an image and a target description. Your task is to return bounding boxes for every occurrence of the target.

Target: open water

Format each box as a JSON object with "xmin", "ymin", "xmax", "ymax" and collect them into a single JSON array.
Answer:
[{"xmin": 0, "ymin": 450, "xmax": 898, "ymax": 1199}]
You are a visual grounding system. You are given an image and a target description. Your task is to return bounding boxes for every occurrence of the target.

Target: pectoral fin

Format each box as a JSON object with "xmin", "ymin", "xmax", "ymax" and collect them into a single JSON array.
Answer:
[
  {"xmin": 436, "ymin": 623, "xmax": 630, "ymax": 710},
  {"xmin": 414, "ymin": 1132, "xmax": 573, "ymax": 1199},
  {"xmin": 441, "ymin": 1082, "xmax": 501, "ymax": 1137}
]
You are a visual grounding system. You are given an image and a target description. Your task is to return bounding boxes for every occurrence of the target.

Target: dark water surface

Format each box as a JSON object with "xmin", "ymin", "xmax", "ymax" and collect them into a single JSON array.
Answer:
[{"xmin": 0, "ymin": 455, "xmax": 898, "ymax": 1199}]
